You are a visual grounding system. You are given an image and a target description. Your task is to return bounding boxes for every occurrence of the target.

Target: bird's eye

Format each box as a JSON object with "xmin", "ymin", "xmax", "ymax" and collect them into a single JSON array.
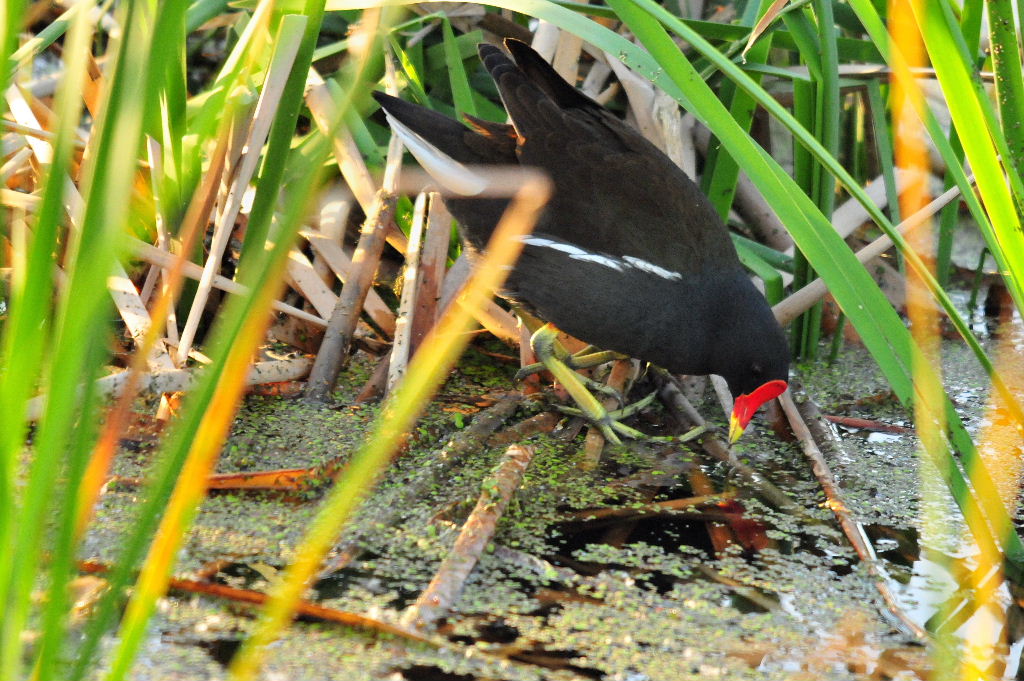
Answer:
[{"xmin": 751, "ymin": 363, "xmax": 763, "ymax": 376}]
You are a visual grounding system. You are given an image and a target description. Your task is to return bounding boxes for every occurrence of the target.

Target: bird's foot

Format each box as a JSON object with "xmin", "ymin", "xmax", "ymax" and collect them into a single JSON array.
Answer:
[
  {"xmin": 552, "ymin": 390, "xmax": 660, "ymax": 442},
  {"xmin": 515, "ymin": 348, "xmax": 625, "ymax": 381}
]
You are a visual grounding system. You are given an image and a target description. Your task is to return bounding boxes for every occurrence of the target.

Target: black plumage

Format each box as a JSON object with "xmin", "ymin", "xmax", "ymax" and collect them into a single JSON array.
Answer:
[{"xmin": 374, "ymin": 39, "xmax": 789, "ymax": 440}]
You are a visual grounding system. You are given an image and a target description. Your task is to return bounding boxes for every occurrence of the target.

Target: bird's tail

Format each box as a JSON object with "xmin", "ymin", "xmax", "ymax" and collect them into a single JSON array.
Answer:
[
  {"xmin": 372, "ymin": 91, "xmax": 495, "ymax": 195},
  {"xmin": 479, "ymin": 39, "xmax": 601, "ymax": 130}
]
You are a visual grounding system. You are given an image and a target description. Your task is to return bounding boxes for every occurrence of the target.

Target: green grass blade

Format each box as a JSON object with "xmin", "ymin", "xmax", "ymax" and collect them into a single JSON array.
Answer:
[
  {"xmin": 442, "ymin": 18, "xmax": 477, "ymax": 119},
  {"xmin": 864, "ymin": 79, "xmax": 900, "ymax": 223},
  {"xmin": 4, "ymin": 0, "xmax": 156, "ymax": 676},
  {"xmin": 913, "ymin": 0, "xmax": 1024, "ymax": 312},
  {"xmin": 735, "ymin": 241, "xmax": 785, "ymax": 304},
  {"xmin": 701, "ymin": 0, "xmax": 775, "ymax": 218}
]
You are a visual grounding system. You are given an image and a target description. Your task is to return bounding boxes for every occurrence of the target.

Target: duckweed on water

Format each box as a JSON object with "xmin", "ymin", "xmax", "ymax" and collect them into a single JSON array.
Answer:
[{"xmin": 82, "ymin": 337, "xmax": 1001, "ymax": 679}]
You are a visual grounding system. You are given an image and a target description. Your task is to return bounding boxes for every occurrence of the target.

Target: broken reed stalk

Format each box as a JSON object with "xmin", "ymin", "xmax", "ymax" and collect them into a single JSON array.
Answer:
[
  {"xmin": 129, "ymin": 237, "xmax": 327, "ymax": 327},
  {"xmin": 778, "ymin": 391, "xmax": 928, "ymax": 641},
  {"xmin": 25, "ymin": 357, "xmax": 313, "ymax": 422},
  {"xmin": 655, "ymin": 372, "xmax": 806, "ymax": 516},
  {"xmin": 773, "ymin": 180, "xmax": 966, "ymax": 326},
  {"xmin": 388, "ymin": 192, "xmax": 429, "ymax": 394},
  {"xmin": 304, "ymin": 188, "xmax": 397, "ymax": 402},
  {"xmin": 410, "ymin": 194, "xmax": 453, "ymax": 354},
  {"xmin": 402, "ymin": 444, "xmax": 536, "ymax": 630},
  {"xmin": 176, "ymin": 36, "xmax": 302, "ymax": 365}
]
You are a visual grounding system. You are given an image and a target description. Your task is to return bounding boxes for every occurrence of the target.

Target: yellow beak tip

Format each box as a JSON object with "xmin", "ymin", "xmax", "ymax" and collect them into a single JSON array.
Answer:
[{"xmin": 727, "ymin": 417, "xmax": 745, "ymax": 445}]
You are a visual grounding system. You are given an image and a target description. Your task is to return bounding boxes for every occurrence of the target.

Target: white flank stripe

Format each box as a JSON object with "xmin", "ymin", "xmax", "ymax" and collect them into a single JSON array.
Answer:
[
  {"xmin": 622, "ymin": 255, "xmax": 683, "ymax": 281},
  {"xmin": 570, "ymin": 253, "xmax": 625, "ymax": 270},
  {"xmin": 520, "ymin": 236, "xmax": 683, "ymax": 280},
  {"xmin": 384, "ymin": 112, "xmax": 487, "ymax": 196},
  {"xmin": 520, "ymin": 236, "xmax": 624, "ymax": 271}
]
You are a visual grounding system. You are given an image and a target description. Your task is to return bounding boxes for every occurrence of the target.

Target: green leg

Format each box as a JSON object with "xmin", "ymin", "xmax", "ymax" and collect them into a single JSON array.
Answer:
[
  {"xmin": 527, "ymin": 325, "xmax": 714, "ymax": 446},
  {"xmin": 529, "ymin": 324, "xmax": 624, "ymax": 445}
]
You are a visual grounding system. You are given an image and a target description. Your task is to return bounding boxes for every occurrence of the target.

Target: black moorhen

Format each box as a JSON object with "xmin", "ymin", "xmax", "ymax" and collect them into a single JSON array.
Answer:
[{"xmin": 373, "ymin": 39, "xmax": 789, "ymax": 444}]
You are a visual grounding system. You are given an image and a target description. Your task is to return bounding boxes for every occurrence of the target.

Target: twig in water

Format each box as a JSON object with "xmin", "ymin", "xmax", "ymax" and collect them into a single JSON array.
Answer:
[
  {"xmin": 779, "ymin": 391, "xmax": 928, "ymax": 641},
  {"xmin": 822, "ymin": 414, "xmax": 913, "ymax": 434},
  {"xmin": 402, "ymin": 444, "xmax": 536, "ymax": 630},
  {"xmin": 567, "ymin": 492, "xmax": 732, "ymax": 521}
]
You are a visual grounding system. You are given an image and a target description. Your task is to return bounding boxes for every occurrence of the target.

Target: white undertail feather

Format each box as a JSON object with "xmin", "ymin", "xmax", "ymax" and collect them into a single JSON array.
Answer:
[{"xmin": 383, "ymin": 111, "xmax": 488, "ymax": 196}]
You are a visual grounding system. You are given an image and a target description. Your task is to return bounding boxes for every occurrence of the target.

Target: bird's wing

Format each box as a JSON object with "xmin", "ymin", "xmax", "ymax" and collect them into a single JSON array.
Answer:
[{"xmin": 481, "ymin": 41, "xmax": 740, "ymax": 275}]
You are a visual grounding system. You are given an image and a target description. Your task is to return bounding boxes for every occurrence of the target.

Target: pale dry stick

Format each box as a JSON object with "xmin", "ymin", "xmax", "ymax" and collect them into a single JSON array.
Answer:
[
  {"xmin": 141, "ymin": 140, "xmax": 181, "ymax": 352},
  {"xmin": 25, "ymin": 358, "xmax": 312, "ymax": 421},
  {"xmin": 606, "ymin": 55, "xmax": 664, "ymax": 147},
  {"xmin": 1, "ymin": 119, "xmax": 86, "ymax": 147},
  {"xmin": 176, "ymin": 31, "xmax": 304, "ymax": 365},
  {"xmin": 285, "ymin": 249, "xmax": 340, "ymax": 320},
  {"xmin": 778, "ymin": 391, "xmax": 929, "ymax": 641},
  {"xmin": 0, "ymin": 146, "xmax": 33, "ymax": 183},
  {"xmin": 551, "ymin": 14, "xmax": 586, "ymax": 85},
  {"xmin": 306, "ymin": 69, "xmax": 376, "ymax": 213},
  {"xmin": 138, "ymin": 138, "xmax": 164, "ymax": 305},
  {"xmin": 129, "ymin": 237, "xmax": 328, "ymax": 327},
  {"xmin": 306, "ymin": 68, "xmax": 408, "ymax": 254},
  {"xmin": 403, "ymin": 444, "xmax": 537, "ymax": 630},
  {"xmin": 0, "ymin": 188, "xmax": 39, "ymax": 210},
  {"xmin": 531, "ymin": 21, "xmax": 561, "ymax": 62},
  {"xmin": 410, "ymin": 194, "xmax": 453, "ymax": 353},
  {"xmin": 389, "ymin": 192, "xmax": 429, "ymax": 394},
  {"xmin": 310, "ymin": 185, "xmax": 352, "ymax": 285},
  {"xmin": 299, "ymin": 228, "xmax": 396, "ymax": 334},
  {"xmin": 656, "ymin": 373, "xmax": 806, "ymax": 516},
  {"xmin": 772, "ymin": 180, "xmax": 966, "ymax": 326},
  {"xmin": 781, "ymin": 63, "xmax": 994, "ymax": 82},
  {"xmin": 580, "ymin": 50, "xmax": 612, "ymax": 99},
  {"xmin": 4, "ymin": 86, "xmax": 177, "ymax": 374},
  {"xmin": 438, "ymin": 254, "xmax": 521, "ymax": 346}
]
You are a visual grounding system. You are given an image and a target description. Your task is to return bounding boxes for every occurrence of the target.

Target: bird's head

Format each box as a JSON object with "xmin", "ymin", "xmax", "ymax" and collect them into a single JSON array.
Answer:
[{"xmin": 711, "ymin": 294, "xmax": 790, "ymax": 444}]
